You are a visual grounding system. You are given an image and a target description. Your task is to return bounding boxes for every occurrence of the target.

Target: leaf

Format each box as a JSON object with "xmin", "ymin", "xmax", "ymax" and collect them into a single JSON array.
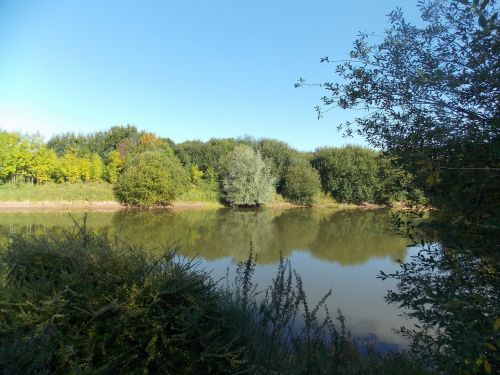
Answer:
[
  {"xmin": 494, "ymin": 317, "xmax": 500, "ymax": 330},
  {"xmin": 479, "ymin": 14, "xmax": 487, "ymax": 28},
  {"xmin": 484, "ymin": 343, "xmax": 496, "ymax": 351},
  {"xmin": 484, "ymin": 359, "xmax": 492, "ymax": 374}
]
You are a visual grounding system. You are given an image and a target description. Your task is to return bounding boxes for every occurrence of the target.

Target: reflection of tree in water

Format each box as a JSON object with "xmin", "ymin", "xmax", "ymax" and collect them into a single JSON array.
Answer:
[
  {"xmin": 0, "ymin": 212, "xmax": 114, "ymax": 247},
  {"xmin": 111, "ymin": 209, "xmax": 280, "ymax": 262},
  {"xmin": 310, "ymin": 210, "xmax": 409, "ymax": 265},
  {"xmin": 0, "ymin": 209, "xmax": 408, "ymax": 266},
  {"xmin": 110, "ymin": 208, "xmax": 407, "ymax": 265}
]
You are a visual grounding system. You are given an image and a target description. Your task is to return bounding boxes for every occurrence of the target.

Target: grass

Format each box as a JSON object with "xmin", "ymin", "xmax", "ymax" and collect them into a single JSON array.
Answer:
[
  {"xmin": 0, "ymin": 182, "xmax": 115, "ymax": 202},
  {"xmin": 175, "ymin": 182, "xmax": 223, "ymax": 206},
  {"xmin": 0, "ymin": 182, "xmax": 223, "ymax": 207},
  {"xmin": 0, "ymin": 182, "xmax": 398, "ymax": 210},
  {"xmin": 0, "ymin": 226, "xmax": 431, "ymax": 374}
]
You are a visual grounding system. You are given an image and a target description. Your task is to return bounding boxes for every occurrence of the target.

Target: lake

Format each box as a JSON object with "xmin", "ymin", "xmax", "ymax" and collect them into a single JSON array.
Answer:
[{"xmin": 0, "ymin": 207, "xmax": 416, "ymax": 350}]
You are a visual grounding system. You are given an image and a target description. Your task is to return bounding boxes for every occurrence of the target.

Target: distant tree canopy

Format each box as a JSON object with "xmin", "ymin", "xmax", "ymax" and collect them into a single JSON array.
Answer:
[
  {"xmin": 174, "ymin": 138, "xmax": 238, "ymax": 177},
  {"xmin": 221, "ymin": 145, "xmax": 275, "ymax": 206},
  {"xmin": 312, "ymin": 146, "xmax": 380, "ymax": 204},
  {"xmin": 1, "ymin": 128, "xmax": 416, "ymax": 206},
  {"xmin": 311, "ymin": 146, "xmax": 421, "ymax": 204},
  {"xmin": 114, "ymin": 151, "xmax": 189, "ymax": 207},
  {"xmin": 46, "ymin": 125, "xmax": 141, "ymax": 158}
]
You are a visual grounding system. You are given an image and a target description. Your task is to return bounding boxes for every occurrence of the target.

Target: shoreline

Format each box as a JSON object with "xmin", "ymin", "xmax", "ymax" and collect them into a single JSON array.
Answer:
[{"xmin": 0, "ymin": 200, "xmax": 399, "ymax": 212}]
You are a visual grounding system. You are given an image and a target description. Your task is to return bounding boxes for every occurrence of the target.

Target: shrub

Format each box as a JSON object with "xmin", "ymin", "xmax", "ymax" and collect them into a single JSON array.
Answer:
[
  {"xmin": 0, "ymin": 228, "xmax": 244, "ymax": 374},
  {"xmin": 254, "ymin": 138, "xmax": 298, "ymax": 193},
  {"xmin": 0, "ymin": 228, "xmax": 430, "ymax": 374},
  {"xmin": 312, "ymin": 146, "xmax": 380, "ymax": 204},
  {"xmin": 221, "ymin": 145, "xmax": 275, "ymax": 206},
  {"xmin": 113, "ymin": 151, "xmax": 189, "ymax": 207},
  {"xmin": 282, "ymin": 157, "xmax": 321, "ymax": 205}
]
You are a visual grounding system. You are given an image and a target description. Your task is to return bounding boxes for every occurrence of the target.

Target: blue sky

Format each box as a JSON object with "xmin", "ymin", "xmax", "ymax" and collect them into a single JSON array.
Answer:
[{"xmin": 0, "ymin": 0, "xmax": 421, "ymax": 151}]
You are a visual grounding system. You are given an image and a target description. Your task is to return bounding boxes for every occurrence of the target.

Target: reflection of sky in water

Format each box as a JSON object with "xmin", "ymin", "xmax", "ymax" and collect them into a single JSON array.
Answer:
[
  {"xmin": 194, "ymin": 248, "xmax": 419, "ymax": 349},
  {"xmin": 0, "ymin": 208, "xmax": 416, "ymax": 348}
]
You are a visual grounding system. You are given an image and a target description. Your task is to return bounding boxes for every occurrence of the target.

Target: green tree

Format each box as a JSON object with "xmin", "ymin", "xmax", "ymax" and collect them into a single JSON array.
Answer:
[
  {"xmin": 89, "ymin": 153, "xmax": 104, "ymax": 181},
  {"xmin": 189, "ymin": 164, "xmax": 204, "ymax": 184},
  {"xmin": 174, "ymin": 138, "xmax": 237, "ymax": 178},
  {"xmin": 114, "ymin": 151, "xmax": 189, "ymax": 207},
  {"xmin": 105, "ymin": 150, "xmax": 123, "ymax": 183},
  {"xmin": 282, "ymin": 157, "xmax": 321, "ymax": 205},
  {"xmin": 221, "ymin": 145, "xmax": 275, "ymax": 206},
  {"xmin": 299, "ymin": 0, "xmax": 499, "ymax": 220},
  {"xmin": 46, "ymin": 125, "xmax": 142, "ymax": 159},
  {"xmin": 29, "ymin": 146, "xmax": 59, "ymax": 183},
  {"xmin": 254, "ymin": 138, "xmax": 299, "ymax": 194},
  {"xmin": 0, "ymin": 131, "xmax": 22, "ymax": 182},
  {"xmin": 80, "ymin": 158, "xmax": 92, "ymax": 182},
  {"xmin": 300, "ymin": 1, "xmax": 500, "ymax": 372},
  {"xmin": 59, "ymin": 152, "xmax": 82, "ymax": 183},
  {"xmin": 311, "ymin": 146, "xmax": 380, "ymax": 204}
]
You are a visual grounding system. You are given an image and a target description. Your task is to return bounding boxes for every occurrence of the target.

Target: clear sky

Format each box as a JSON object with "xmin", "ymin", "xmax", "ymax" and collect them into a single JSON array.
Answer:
[{"xmin": 0, "ymin": 0, "xmax": 421, "ymax": 151}]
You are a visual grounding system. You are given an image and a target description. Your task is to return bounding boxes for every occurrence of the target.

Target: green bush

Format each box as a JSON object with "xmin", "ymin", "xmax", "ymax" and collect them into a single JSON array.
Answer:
[
  {"xmin": 312, "ymin": 145, "xmax": 380, "ymax": 204},
  {"xmin": 0, "ymin": 228, "xmax": 431, "ymax": 374},
  {"xmin": 254, "ymin": 138, "xmax": 298, "ymax": 193},
  {"xmin": 282, "ymin": 157, "xmax": 321, "ymax": 205},
  {"xmin": 0, "ymin": 228, "xmax": 244, "ymax": 374},
  {"xmin": 221, "ymin": 145, "xmax": 275, "ymax": 206},
  {"xmin": 113, "ymin": 151, "xmax": 189, "ymax": 207}
]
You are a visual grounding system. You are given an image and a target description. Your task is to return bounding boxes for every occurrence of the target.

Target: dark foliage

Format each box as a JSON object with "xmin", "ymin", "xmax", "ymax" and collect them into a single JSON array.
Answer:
[{"xmin": 299, "ymin": 0, "xmax": 500, "ymax": 372}]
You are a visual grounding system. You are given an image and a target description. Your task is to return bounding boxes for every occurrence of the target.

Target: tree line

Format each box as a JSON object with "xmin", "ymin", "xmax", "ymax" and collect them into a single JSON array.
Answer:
[{"xmin": 0, "ymin": 126, "xmax": 422, "ymax": 207}]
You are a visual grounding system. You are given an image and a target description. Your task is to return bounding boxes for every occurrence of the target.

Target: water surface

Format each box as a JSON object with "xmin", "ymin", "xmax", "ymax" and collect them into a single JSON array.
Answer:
[{"xmin": 0, "ymin": 208, "xmax": 415, "ymax": 348}]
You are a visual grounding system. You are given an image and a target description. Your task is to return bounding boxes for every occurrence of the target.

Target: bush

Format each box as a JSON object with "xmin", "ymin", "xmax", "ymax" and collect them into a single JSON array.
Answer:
[
  {"xmin": 254, "ymin": 138, "xmax": 298, "ymax": 193},
  {"xmin": 221, "ymin": 145, "xmax": 275, "ymax": 206},
  {"xmin": 282, "ymin": 157, "xmax": 321, "ymax": 205},
  {"xmin": 312, "ymin": 146, "xmax": 380, "ymax": 204},
  {"xmin": 113, "ymin": 151, "xmax": 189, "ymax": 207},
  {"xmin": 0, "ymin": 228, "xmax": 244, "ymax": 374},
  {"xmin": 0, "ymin": 228, "xmax": 431, "ymax": 374}
]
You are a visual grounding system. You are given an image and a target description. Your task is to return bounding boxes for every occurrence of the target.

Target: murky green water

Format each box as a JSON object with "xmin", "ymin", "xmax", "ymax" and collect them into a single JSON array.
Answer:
[{"xmin": 0, "ymin": 208, "xmax": 415, "ymax": 349}]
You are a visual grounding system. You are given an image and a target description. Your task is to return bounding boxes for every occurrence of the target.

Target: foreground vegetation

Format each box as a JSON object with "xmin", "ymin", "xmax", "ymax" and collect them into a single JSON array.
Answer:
[{"xmin": 0, "ymin": 227, "xmax": 429, "ymax": 374}]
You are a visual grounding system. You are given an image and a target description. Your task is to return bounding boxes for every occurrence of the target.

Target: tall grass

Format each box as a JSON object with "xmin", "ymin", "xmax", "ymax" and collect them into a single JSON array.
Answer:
[
  {"xmin": 0, "ymin": 226, "xmax": 430, "ymax": 374},
  {"xmin": 0, "ymin": 182, "xmax": 115, "ymax": 202}
]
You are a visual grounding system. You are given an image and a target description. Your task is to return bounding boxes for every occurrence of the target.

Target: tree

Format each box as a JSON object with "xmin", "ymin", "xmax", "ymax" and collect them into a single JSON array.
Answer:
[
  {"xmin": 298, "ymin": 0, "xmax": 499, "ymax": 220},
  {"xmin": 105, "ymin": 150, "xmax": 123, "ymax": 184},
  {"xmin": 221, "ymin": 145, "xmax": 275, "ymax": 206},
  {"xmin": 89, "ymin": 153, "xmax": 104, "ymax": 182},
  {"xmin": 59, "ymin": 152, "xmax": 82, "ymax": 183},
  {"xmin": 299, "ymin": 1, "xmax": 499, "ymax": 372},
  {"xmin": 113, "ymin": 151, "xmax": 189, "ymax": 207},
  {"xmin": 29, "ymin": 146, "xmax": 59, "ymax": 184},
  {"xmin": 0, "ymin": 131, "xmax": 22, "ymax": 182},
  {"xmin": 254, "ymin": 138, "xmax": 299, "ymax": 194},
  {"xmin": 46, "ymin": 125, "xmax": 141, "ymax": 159},
  {"xmin": 311, "ymin": 146, "xmax": 380, "ymax": 204},
  {"xmin": 282, "ymin": 157, "xmax": 321, "ymax": 205}
]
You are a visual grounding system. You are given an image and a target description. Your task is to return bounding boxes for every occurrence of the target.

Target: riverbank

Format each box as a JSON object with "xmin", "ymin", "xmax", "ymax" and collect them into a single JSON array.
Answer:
[
  {"xmin": 0, "ymin": 200, "xmax": 397, "ymax": 212},
  {"xmin": 0, "ymin": 182, "xmax": 400, "ymax": 211}
]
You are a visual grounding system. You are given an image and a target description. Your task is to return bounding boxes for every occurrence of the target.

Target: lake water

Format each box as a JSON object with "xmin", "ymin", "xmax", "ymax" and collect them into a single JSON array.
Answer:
[{"xmin": 0, "ymin": 207, "xmax": 416, "ymax": 349}]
